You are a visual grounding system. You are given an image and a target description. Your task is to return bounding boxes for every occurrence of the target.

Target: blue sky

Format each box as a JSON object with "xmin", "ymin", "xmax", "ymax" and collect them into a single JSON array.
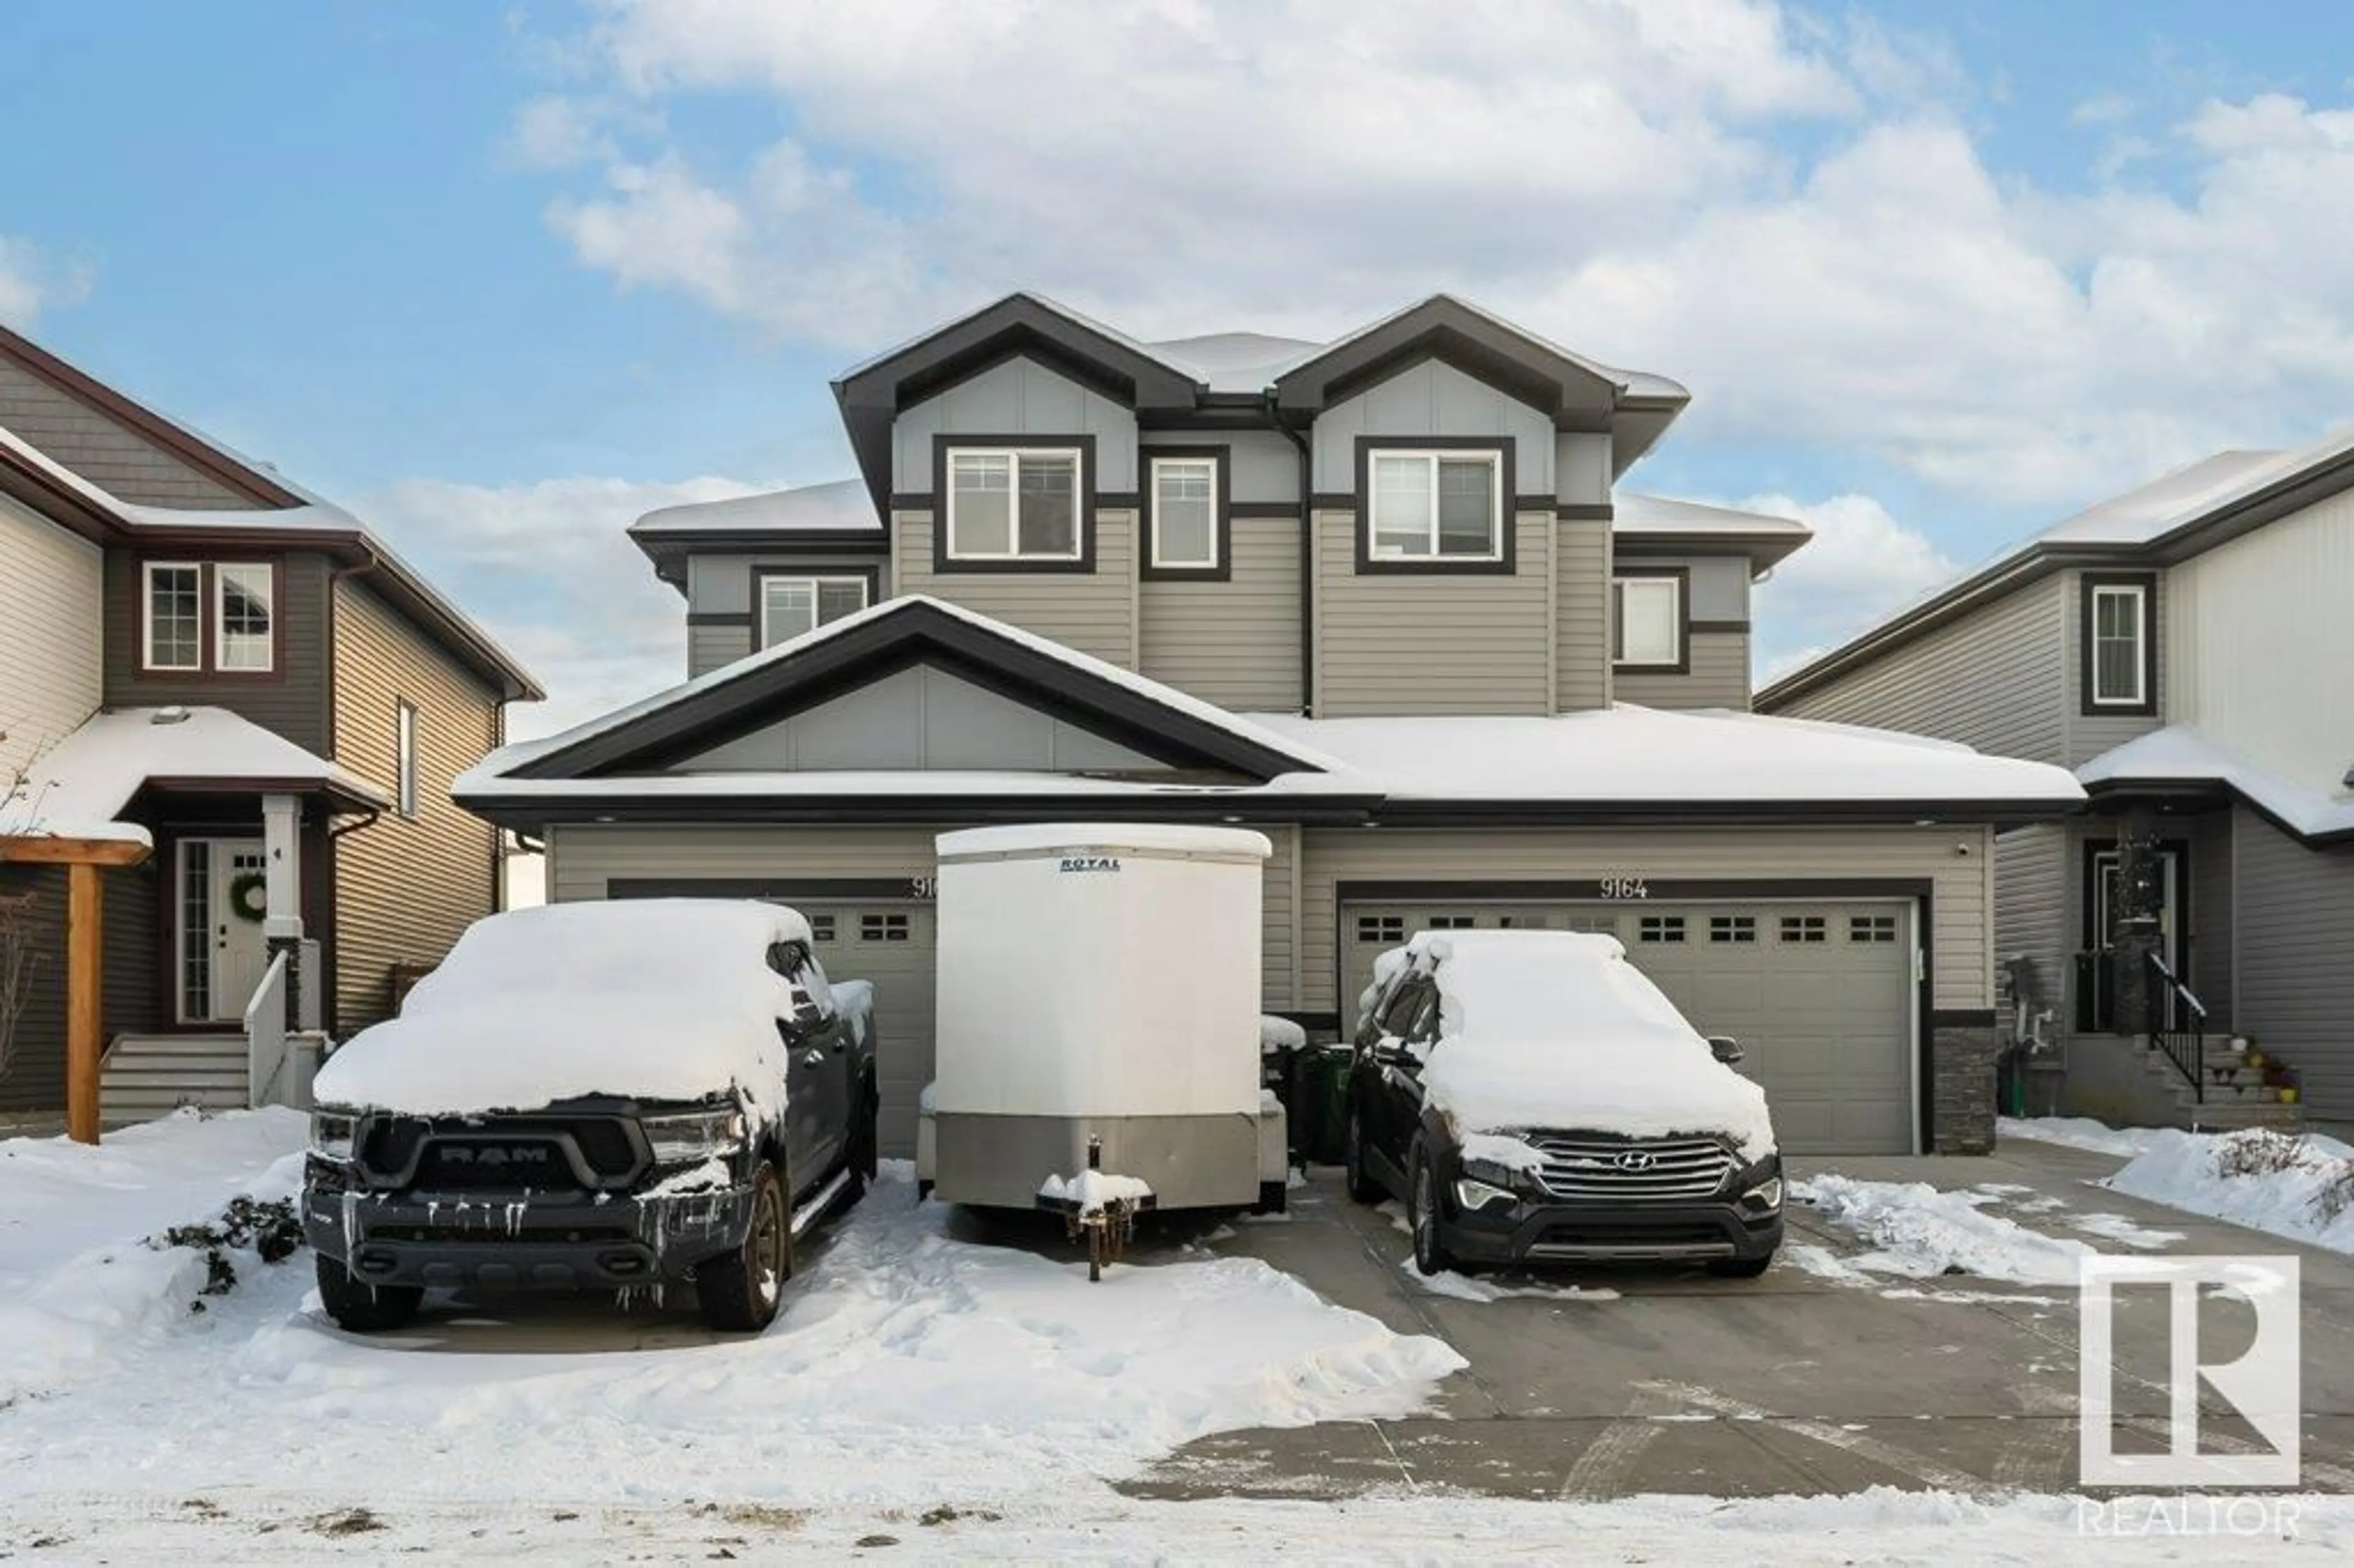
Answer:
[{"xmin": 5, "ymin": 1, "xmax": 2353, "ymax": 731}]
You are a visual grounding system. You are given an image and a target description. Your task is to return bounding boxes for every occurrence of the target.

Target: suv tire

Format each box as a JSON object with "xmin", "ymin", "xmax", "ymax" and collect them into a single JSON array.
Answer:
[
  {"xmin": 698, "ymin": 1160, "xmax": 790, "ymax": 1333},
  {"xmin": 1343, "ymin": 1103, "xmax": 1384, "ymax": 1205},
  {"xmin": 316, "ymin": 1254, "xmax": 422, "ymax": 1333},
  {"xmin": 1407, "ymin": 1138, "xmax": 1456, "ymax": 1277}
]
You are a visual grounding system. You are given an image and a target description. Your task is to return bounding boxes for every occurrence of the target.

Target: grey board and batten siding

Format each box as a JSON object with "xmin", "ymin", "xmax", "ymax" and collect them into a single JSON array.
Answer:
[
  {"xmin": 1143, "ymin": 428, "xmax": 1300, "ymax": 506},
  {"xmin": 1138, "ymin": 516, "xmax": 1303, "ymax": 712},
  {"xmin": 0, "ymin": 357, "xmax": 261, "ymax": 511},
  {"xmin": 1314, "ymin": 510, "xmax": 1556, "ymax": 717},
  {"xmin": 2231, "ymin": 805, "xmax": 2354, "ymax": 1118},
  {"xmin": 101, "ymin": 549, "xmax": 335, "ymax": 755},
  {"xmin": 893, "ymin": 507, "xmax": 1139, "ymax": 668},
  {"xmin": 2062, "ymin": 568, "xmax": 2165, "ymax": 769},
  {"xmin": 1309, "ymin": 359, "xmax": 1556, "ymax": 494},
  {"xmin": 1770, "ymin": 573, "xmax": 2068, "ymax": 765},
  {"xmin": 1615, "ymin": 631, "xmax": 1750, "ymax": 712},
  {"xmin": 1555, "ymin": 516, "xmax": 1610, "ymax": 712},
  {"xmin": 889, "ymin": 357, "xmax": 1139, "ymax": 494},
  {"xmin": 330, "ymin": 581, "xmax": 502, "ymax": 1033}
]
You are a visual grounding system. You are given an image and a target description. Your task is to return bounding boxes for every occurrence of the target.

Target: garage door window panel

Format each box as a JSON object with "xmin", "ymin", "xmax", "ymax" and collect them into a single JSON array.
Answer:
[{"xmin": 1710, "ymin": 915, "xmax": 1756, "ymax": 943}]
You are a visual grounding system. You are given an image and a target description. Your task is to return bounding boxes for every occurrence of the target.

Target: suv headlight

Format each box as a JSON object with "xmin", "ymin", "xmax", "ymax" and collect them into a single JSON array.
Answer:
[
  {"xmin": 640, "ymin": 1108, "xmax": 747, "ymax": 1163},
  {"xmin": 310, "ymin": 1110, "xmax": 358, "ymax": 1162},
  {"xmin": 1740, "ymin": 1175, "xmax": 1784, "ymax": 1212}
]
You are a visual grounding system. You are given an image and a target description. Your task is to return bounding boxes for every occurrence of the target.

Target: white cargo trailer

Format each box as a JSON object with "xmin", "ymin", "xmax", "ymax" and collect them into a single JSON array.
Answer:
[{"xmin": 918, "ymin": 823, "xmax": 1288, "ymax": 1214}]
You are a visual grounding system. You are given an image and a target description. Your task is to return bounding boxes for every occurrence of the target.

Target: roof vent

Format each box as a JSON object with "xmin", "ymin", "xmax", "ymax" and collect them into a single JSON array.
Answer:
[{"xmin": 150, "ymin": 706, "xmax": 192, "ymax": 726}]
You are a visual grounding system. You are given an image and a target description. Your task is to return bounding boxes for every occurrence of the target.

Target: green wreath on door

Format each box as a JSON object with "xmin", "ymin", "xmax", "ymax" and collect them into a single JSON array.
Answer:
[{"xmin": 226, "ymin": 870, "xmax": 270, "ymax": 924}]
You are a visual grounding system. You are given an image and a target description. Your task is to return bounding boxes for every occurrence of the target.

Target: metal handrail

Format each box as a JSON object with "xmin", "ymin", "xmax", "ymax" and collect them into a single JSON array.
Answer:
[{"xmin": 2145, "ymin": 950, "xmax": 2207, "ymax": 1101}]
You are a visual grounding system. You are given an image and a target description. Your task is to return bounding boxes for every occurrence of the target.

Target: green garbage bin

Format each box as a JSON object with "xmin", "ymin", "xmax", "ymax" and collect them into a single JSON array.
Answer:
[{"xmin": 1300, "ymin": 1043, "xmax": 1355, "ymax": 1165}]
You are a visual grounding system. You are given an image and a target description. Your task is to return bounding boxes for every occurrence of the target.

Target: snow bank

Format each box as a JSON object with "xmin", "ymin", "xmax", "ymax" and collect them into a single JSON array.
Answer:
[
  {"xmin": 1038, "ymin": 1168, "xmax": 1154, "ymax": 1216},
  {"xmin": 2103, "ymin": 1128, "xmax": 2354, "ymax": 1255},
  {"xmin": 312, "ymin": 900, "xmax": 810, "ymax": 1119},
  {"xmin": 1997, "ymin": 1116, "xmax": 2163, "ymax": 1158},
  {"xmin": 1413, "ymin": 932, "xmax": 1775, "ymax": 1158},
  {"xmin": 1793, "ymin": 1175, "xmax": 2094, "ymax": 1285}
]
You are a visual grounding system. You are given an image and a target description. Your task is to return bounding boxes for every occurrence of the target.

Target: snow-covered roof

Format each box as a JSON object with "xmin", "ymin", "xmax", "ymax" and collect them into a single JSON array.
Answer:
[
  {"xmin": 1612, "ymin": 492, "xmax": 1812, "ymax": 538},
  {"xmin": 1145, "ymin": 332, "xmax": 1324, "ymax": 393},
  {"xmin": 2078, "ymin": 725, "xmax": 2354, "ymax": 840},
  {"xmin": 1244, "ymin": 706, "xmax": 2084, "ymax": 810},
  {"xmin": 0, "ymin": 707, "xmax": 388, "ymax": 845},
  {"xmin": 2038, "ymin": 449, "xmax": 2298, "ymax": 546},
  {"xmin": 1276, "ymin": 293, "xmax": 1685, "ymax": 402},
  {"xmin": 633, "ymin": 478, "xmax": 880, "ymax": 536}
]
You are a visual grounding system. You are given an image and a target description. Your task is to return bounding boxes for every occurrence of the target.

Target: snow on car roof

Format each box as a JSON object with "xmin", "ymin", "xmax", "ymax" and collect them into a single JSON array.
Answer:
[
  {"xmin": 1396, "ymin": 930, "xmax": 1777, "ymax": 1159},
  {"xmin": 313, "ymin": 899, "xmax": 815, "ymax": 1119}
]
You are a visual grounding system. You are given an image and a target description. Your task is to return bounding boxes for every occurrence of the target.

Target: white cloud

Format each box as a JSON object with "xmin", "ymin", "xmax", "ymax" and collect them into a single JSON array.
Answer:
[
  {"xmin": 0, "ymin": 237, "xmax": 93, "ymax": 330},
  {"xmin": 1738, "ymin": 491, "xmax": 1959, "ymax": 677},
  {"xmin": 514, "ymin": 4, "xmax": 2354, "ymax": 517},
  {"xmin": 351, "ymin": 474, "xmax": 777, "ymax": 739}
]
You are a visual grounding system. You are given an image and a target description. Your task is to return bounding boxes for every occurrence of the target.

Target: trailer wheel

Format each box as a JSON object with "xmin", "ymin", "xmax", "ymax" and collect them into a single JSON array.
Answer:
[
  {"xmin": 1343, "ymin": 1104, "xmax": 1383, "ymax": 1205},
  {"xmin": 1253, "ymin": 1179, "xmax": 1288, "ymax": 1216}
]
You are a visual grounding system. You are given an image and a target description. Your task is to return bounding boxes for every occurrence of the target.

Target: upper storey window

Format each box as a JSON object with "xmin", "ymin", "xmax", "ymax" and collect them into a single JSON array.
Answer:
[
  {"xmin": 1368, "ymin": 450, "xmax": 1501, "ymax": 562},
  {"xmin": 946, "ymin": 448, "xmax": 1082, "ymax": 562},
  {"xmin": 2083, "ymin": 574, "xmax": 2154, "ymax": 714},
  {"xmin": 1612, "ymin": 571, "xmax": 1685, "ymax": 671},
  {"xmin": 142, "ymin": 560, "xmax": 274, "ymax": 675},
  {"xmin": 1150, "ymin": 457, "xmax": 1217, "ymax": 569},
  {"xmin": 760, "ymin": 574, "xmax": 870, "ymax": 648}
]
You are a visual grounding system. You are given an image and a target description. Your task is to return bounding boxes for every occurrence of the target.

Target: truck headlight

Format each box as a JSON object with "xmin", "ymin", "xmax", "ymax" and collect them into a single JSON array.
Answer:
[
  {"xmin": 1740, "ymin": 1176, "xmax": 1784, "ymax": 1212},
  {"xmin": 641, "ymin": 1108, "xmax": 747, "ymax": 1163},
  {"xmin": 310, "ymin": 1110, "xmax": 358, "ymax": 1163}
]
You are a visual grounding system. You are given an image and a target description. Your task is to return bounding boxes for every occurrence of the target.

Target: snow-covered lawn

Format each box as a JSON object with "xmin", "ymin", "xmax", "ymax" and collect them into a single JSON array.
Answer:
[
  {"xmin": 1998, "ymin": 1116, "xmax": 2166, "ymax": 1158},
  {"xmin": 1791, "ymin": 1174, "xmax": 2090, "ymax": 1286},
  {"xmin": 2103, "ymin": 1128, "xmax": 2354, "ymax": 1257}
]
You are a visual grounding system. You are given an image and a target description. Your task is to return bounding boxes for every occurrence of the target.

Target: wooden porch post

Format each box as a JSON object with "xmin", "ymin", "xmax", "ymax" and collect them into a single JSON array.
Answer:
[{"xmin": 66, "ymin": 862, "xmax": 101, "ymax": 1144}]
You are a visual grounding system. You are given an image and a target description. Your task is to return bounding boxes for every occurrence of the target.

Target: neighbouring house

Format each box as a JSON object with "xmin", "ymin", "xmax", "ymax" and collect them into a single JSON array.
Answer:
[
  {"xmin": 0, "ymin": 325, "xmax": 539, "ymax": 1122},
  {"xmin": 459, "ymin": 292, "xmax": 2082, "ymax": 1158},
  {"xmin": 1758, "ymin": 436, "xmax": 2354, "ymax": 1128}
]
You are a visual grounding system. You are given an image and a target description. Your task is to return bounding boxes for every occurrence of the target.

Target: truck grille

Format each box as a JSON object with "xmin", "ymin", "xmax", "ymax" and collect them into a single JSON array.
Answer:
[
  {"xmin": 1525, "ymin": 1135, "xmax": 1735, "ymax": 1201},
  {"xmin": 357, "ymin": 1114, "xmax": 642, "ymax": 1190}
]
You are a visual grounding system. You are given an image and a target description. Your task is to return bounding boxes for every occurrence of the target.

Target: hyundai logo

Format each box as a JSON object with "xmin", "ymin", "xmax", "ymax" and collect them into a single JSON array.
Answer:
[{"xmin": 1613, "ymin": 1150, "xmax": 1657, "ymax": 1172}]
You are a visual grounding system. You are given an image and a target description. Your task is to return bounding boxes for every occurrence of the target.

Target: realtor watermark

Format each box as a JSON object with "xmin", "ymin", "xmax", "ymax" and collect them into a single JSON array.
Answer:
[{"xmin": 2076, "ymin": 1254, "xmax": 2302, "ymax": 1537}]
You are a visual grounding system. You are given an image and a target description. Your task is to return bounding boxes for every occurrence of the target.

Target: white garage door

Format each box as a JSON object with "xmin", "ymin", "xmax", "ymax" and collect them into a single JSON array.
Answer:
[
  {"xmin": 799, "ymin": 904, "xmax": 937, "ymax": 1157},
  {"xmin": 1342, "ymin": 899, "xmax": 1917, "ymax": 1155}
]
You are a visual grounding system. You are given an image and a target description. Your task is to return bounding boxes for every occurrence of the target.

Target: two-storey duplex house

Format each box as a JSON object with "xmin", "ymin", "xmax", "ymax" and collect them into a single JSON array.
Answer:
[
  {"xmin": 459, "ymin": 294, "xmax": 2081, "ymax": 1157},
  {"xmin": 0, "ymin": 325, "xmax": 539, "ymax": 1122},
  {"xmin": 1759, "ymin": 436, "xmax": 2354, "ymax": 1127}
]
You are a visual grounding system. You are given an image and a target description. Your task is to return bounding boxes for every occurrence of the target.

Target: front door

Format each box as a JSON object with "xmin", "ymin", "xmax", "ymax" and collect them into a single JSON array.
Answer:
[
  {"xmin": 179, "ymin": 838, "xmax": 269, "ymax": 1024},
  {"xmin": 2091, "ymin": 845, "xmax": 2187, "ymax": 1027}
]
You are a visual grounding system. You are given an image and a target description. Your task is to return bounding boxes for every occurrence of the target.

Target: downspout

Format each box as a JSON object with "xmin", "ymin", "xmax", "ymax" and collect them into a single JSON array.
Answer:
[
  {"xmin": 1267, "ymin": 395, "xmax": 1314, "ymax": 717},
  {"xmin": 319, "ymin": 550, "xmax": 383, "ymax": 1040}
]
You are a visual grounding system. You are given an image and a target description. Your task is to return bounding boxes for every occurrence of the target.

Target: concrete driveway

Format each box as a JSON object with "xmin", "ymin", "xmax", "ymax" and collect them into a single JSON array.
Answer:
[{"xmin": 1124, "ymin": 1137, "xmax": 2354, "ymax": 1501}]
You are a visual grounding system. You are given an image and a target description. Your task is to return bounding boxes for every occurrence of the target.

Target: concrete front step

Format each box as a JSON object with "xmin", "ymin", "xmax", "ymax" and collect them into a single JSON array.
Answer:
[{"xmin": 102, "ymin": 1033, "xmax": 251, "ymax": 1124}]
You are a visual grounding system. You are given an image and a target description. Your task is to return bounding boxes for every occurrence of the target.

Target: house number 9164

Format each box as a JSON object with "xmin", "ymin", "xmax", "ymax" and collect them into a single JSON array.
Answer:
[{"xmin": 1596, "ymin": 877, "xmax": 1650, "ymax": 900}]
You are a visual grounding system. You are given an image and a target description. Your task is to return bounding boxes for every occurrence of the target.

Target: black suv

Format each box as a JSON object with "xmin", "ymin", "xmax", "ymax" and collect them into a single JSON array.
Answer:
[
  {"xmin": 1341, "ymin": 931, "xmax": 1783, "ymax": 1279},
  {"xmin": 302, "ymin": 906, "xmax": 877, "ymax": 1334}
]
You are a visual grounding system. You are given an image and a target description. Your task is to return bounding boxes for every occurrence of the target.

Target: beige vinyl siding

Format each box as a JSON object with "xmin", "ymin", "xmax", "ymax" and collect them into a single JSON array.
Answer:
[
  {"xmin": 1772, "ymin": 574, "xmax": 2069, "ymax": 765},
  {"xmin": 1314, "ymin": 509, "xmax": 1554, "ymax": 717},
  {"xmin": 1138, "ymin": 514, "xmax": 1302, "ymax": 712},
  {"xmin": 102, "ymin": 550, "xmax": 335, "ymax": 753},
  {"xmin": 1993, "ymin": 823, "xmax": 2070, "ymax": 1035},
  {"xmin": 2063, "ymin": 568, "xmax": 2165, "ymax": 768},
  {"xmin": 688, "ymin": 622, "xmax": 755, "ymax": 679},
  {"xmin": 1554, "ymin": 516, "xmax": 1609, "ymax": 712},
  {"xmin": 892, "ymin": 507, "xmax": 1138, "ymax": 668},
  {"xmin": 330, "ymin": 582, "xmax": 501, "ymax": 1032},
  {"xmin": 0, "ymin": 495, "xmax": 102, "ymax": 783},
  {"xmin": 1615, "ymin": 629, "xmax": 1750, "ymax": 711},
  {"xmin": 1298, "ymin": 824, "xmax": 1991, "ymax": 1017},
  {"xmin": 2230, "ymin": 805, "xmax": 2354, "ymax": 1117},
  {"xmin": 0, "ymin": 358, "xmax": 261, "ymax": 509}
]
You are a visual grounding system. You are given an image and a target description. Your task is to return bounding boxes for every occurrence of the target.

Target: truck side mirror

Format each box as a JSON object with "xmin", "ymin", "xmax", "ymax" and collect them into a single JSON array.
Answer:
[{"xmin": 1708, "ymin": 1035, "xmax": 1743, "ymax": 1065}]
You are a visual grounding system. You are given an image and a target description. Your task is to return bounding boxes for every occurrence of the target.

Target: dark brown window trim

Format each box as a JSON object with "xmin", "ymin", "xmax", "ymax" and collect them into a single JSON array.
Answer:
[
  {"xmin": 1612, "ymin": 565, "xmax": 1691, "ymax": 674},
  {"xmin": 135, "ymin": 557, "xmax": 288, "ymax": 684},
  {"xmin": 1140, "ymin": 444, "xmax": 1232, "ymax": 581},
  {"xmin": 1555, "ymin": 502, "xmax": 1615, "ymax": 521},
  {"xmin": 1229, "ymin": 501, "xmax": 1301, "ymax": 519},
  {"xmin": 929, "ymin": 433, "xmax": 1099, "ymax": 575},
  {"xmin": 750, "ymin": 564, "xmax": 883, "ymax": 649},
  {"xmin": 1690, "ymin": 618, "xmax": 1751, "ymax": 635},
  {"xmin": 2079, "ymin": 570, "xmax": 2158, "ymax": 717},
  {"xmin": 1352, "ymin": 436, "xmax": 1518, "ymax": 577}
]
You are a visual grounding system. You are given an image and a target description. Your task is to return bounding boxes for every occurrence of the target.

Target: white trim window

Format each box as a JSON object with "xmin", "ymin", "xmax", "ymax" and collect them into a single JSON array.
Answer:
[
  {"xmin": 395, "ymin": 699, "xmax": 419, "ymax": 820},
  {"xmin": 947, "ymin": 447, "xmax": 1083, "ymax": 561},
  {"xmin": 214, "ymin": 562, "xmax": 275, "ymax": 672},
  {"xmin": 2089, "ymin": 582, "xmax": 2147, "ymax": 707},
  {"xmin": 760, "ymin": 574, "xmax": 870, "ymax": 648},
  {"xmin": 142, "ymin": 561, "xmax": 204, "ymax": 671},
  {"xmin": 1149, "ymin": 455, "xmax": 1218, "ymax": 569},
  {"xmin": 1368, "ymin": 451, "xmax": 1501, "ymax": 560},
  {"xmin": 1612, "ymin": 574, "xmax": 1683, "ymax": 668}
]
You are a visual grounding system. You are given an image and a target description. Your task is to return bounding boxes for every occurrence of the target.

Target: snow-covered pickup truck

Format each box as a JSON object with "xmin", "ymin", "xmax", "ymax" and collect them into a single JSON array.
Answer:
[
  {"xmin": 1345, "ymin": 930, "xmax": 1783, "ymax": 1279},
  {"xmin": 302, "ymin": 899, "xmax": 877, "ymax": 1334}
]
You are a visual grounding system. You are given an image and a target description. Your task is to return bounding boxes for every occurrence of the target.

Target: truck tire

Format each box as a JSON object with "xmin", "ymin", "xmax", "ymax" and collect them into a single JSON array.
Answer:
[
  {"xmin": 844, "ymin": 1072, "xmax": 880, "ymax": 1202},
  {"xmin": 698, "ymin": 1160, "xmax": 790, "ymax": 1333},
  {"xmin": 1343, "ymin": 1103, "xmax": 1384, "ymax": 1205},
  {"xmin": 315, "ymin": 1254, "xmax": 422, "ymax": 1333}
]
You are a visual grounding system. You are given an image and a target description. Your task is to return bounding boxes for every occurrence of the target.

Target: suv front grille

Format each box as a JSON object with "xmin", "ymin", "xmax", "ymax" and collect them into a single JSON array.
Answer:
[{"xmin": 1525, "ymin": 1135, "xmax": 1735, "ymax": 1201}]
